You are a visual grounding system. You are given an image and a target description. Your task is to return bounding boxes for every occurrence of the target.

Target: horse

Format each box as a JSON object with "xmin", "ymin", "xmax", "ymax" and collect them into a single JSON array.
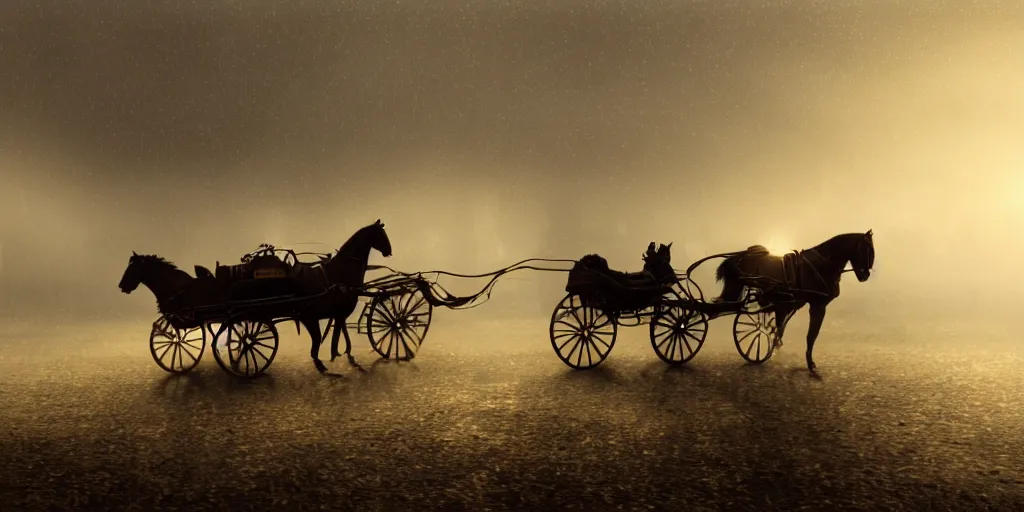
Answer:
[
  {"xmin": 117, "ymin": 253, "xmax": 223, "ymax": 330},
  {"xmin": 288, "ymin": 219, "xmax": 392, "ymax": 372},
  {"xmin": 118, "ymin": 219, "xmax": 392, "ymax": 374},
  {"xmin": 713, "ymin": 230, "xmax": 875, "ymax": 375},
  {"xmin": 641, "ymin": 242, "xmax": 677, "ymax": 283}
]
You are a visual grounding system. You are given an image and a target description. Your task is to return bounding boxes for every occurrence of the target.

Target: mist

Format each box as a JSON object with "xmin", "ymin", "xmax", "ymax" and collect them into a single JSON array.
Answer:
[{"xmin": 1, "ymin": 0, "xmax": 1021, "ymax": 331}]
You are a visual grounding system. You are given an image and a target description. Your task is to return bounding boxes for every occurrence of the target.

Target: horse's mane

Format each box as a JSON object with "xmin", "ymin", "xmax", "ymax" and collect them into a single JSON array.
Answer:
[
  {"xmin": 333, "ymin": 223, "xmax": 379, "ymax": 257},
  {"xmin": 135, "ymin": 254, "xmax": 180, "ymax": 270},
  {"xmin": 810, "ymin": 233, "xmax": 867, "ymax": 253}
]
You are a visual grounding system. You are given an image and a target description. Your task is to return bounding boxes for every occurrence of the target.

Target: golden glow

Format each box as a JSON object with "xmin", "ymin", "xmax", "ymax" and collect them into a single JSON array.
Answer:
[{"xmin": 763, "ymin": 238, "xmax": 792, "ymax": 256}]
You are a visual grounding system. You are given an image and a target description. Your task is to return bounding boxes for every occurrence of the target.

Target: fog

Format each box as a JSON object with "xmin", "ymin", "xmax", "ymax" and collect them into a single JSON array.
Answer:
[{"xmin": 1, "ymin": 1, "xmax": 1022, "ymax": 330}]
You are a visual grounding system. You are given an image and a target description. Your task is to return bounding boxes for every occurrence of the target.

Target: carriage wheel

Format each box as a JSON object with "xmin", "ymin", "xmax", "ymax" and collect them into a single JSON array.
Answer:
[
  {"xmin": 367, "ymin": 290, "xmax": 433, "ymax": 360},
  {"xmin": 149, "ymin": 316, "xmax": 205, "ymax": 374},
  {"xmin": 733, "ymin": 310, "xmax": 778, "ymax": 364},
  {"xmin": 650, "ymin": 306, "xmax": 709, "ymax": 365},
  {"xmin": 211, "ymin": 320, "xmax": 279, "ymax": 378},
  {"xmin": 549, "ymin": 293, "xmax": 617, "ymax": 370}
]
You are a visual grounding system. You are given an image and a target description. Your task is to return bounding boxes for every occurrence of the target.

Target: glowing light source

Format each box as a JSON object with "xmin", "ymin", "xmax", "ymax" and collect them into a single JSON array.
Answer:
[{"xmin": 764, "ymin": 237, "xmax": 792, "ymax": 256}]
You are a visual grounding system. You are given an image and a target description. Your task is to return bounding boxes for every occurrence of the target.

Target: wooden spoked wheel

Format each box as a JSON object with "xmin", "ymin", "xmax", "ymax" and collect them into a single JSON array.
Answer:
[
  {"xmin": 649, "ymin": 305, "xmax": 709, "ymax": 365},
  {"xmin": 733, "ymin": 309, "xmax": 778, "ymax": 364},
  {"xmin": 211, "ymin": 320, "xmax": 279, "ymax": 378},
  {"xmin": 367, "ymin": 290, "xmax": 433, "ymax": 360},
  {"xmin": 149, "ymin": 316, "xmax": 205, "ymax": 374},
  {"xmin": 549, "ymin": 293, "xmax": 617, "ymax": 370}
]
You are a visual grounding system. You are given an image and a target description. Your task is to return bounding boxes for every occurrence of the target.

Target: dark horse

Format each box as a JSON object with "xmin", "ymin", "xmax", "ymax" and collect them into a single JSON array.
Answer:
[
  {"xmin": 713, "ymin": 230, "xmax": 875, "ymax": 374},
  {"xmin": 290, "ymin": 219, "xmax": 392, "ymax": 372},
  {"xmin": 117, "ymin": 220, "xmax": 392, "ymax": 374}
]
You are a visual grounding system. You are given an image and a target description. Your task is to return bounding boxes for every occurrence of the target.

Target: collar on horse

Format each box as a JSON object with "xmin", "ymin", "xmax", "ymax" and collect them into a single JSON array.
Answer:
[{"xmin": 783, "ymin": 249, "xmax": 845, "ymax": 298}]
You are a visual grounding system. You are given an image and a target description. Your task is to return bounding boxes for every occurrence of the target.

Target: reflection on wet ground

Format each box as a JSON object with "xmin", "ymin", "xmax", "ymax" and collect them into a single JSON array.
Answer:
[{"xmin": 2, "ymin": 319, "xmax": 1024, "ymax": 510}]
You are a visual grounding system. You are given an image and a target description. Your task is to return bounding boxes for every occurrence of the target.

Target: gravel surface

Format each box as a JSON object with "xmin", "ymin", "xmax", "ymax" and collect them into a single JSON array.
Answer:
[{"xmin": 2, "ymin": 318, "xmax": 1024, "ymax": 511}]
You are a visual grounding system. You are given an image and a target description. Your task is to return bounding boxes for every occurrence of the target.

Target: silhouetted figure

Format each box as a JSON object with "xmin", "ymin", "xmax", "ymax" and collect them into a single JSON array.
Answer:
[
  {"xmin": 713, "ymin": 230, "xmax": 875, "ymax": 375},
  {"xmin": 567, "ymin": 241, "xmax": 678, "ymax": 314}
]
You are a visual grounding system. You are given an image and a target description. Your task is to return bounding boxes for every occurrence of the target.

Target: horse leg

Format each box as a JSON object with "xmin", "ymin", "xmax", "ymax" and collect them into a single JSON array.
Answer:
[
  {"xmin": 339, "ymin": 320, "xmax": 365, "ymax": 371},
  {"xmin": 330, "ymin": 321, "xmax": 343, "ymax": 361},
  {"xmin": 303, "ymin": 318, "xmax": 328, "ymax": 373},
  {"xmin": 218, "ymin": 323, "xmax": 244, "ymax": 373},
  {"xmin": 806, "ymin": 304, "xmax": 827, "ymax": 375},
  {"xmin": 772, "ymin": 306, "xmax": 793, "ymax": 352}
]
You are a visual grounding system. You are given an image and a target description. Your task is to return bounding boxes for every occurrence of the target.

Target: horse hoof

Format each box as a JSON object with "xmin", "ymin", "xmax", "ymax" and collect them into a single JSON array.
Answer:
[{"xmin": 314, "ymin": 360, "xmax": 329, "ymax": 373}]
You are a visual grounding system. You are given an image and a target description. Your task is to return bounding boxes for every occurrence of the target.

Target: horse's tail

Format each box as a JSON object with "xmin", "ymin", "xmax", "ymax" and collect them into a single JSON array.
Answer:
[
  {"xmin": 713, "ymin": 255, "xmax": 744, "ymax": 303},
  {"xmin": 714, "ymin": 257, "xmax": 732, "ymax": 283}
]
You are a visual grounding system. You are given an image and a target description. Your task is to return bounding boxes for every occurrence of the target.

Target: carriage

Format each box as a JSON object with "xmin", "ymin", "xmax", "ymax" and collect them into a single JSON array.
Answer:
[
  {"xmin": 128, "ymin": 222, "xmax": 873, "ymax": 377},
  {"xmin": 548, "ymin": 243, "xmax": 789, "ymax": 370},
  {"xmin": 145, "ymin": 244, "xmax": 436, "ymax": 378}
]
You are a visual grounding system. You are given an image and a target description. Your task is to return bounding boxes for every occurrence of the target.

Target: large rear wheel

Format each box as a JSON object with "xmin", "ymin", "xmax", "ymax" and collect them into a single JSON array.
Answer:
[
  {"xmin": 367, "ymin": 290, "xmax": 433, "ymax": 360},
  {"xmin": 211, "ymin": 320, "xmax": 279, "ymax": 378},
  {"xmin": 549, "ymin": 293, "xmax": 617, "ymax": 370}
]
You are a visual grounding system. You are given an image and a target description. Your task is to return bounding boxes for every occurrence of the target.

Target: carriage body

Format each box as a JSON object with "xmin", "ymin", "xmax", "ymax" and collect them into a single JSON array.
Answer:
[
  {"xmin": 564, "ymin": 263, "xmax": 675, "ymax": 317},
  {"xmin": 550, "ymin": 252, "xmax": 710, "ymax": 370}
]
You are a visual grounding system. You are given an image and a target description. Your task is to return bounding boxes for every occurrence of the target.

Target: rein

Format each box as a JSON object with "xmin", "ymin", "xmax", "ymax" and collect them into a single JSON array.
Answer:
[{"xmin": 360, "ymin": 258, "xmax": 578, "ymax": 310}]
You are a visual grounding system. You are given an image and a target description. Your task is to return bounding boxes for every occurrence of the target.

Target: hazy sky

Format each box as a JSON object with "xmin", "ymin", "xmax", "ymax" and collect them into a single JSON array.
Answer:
[{"xmin": 1, "ymin": 0, "xmax": 1021, "ymax": 323}]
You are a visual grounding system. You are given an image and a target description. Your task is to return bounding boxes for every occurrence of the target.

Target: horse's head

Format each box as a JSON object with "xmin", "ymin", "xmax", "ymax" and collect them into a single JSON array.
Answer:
[
  {"xmin": 849, "ymin": 229, "xmax": 875, "ymax": 283},
  {"xmin": 368, "ymin": 219, "xmax": 392, "ymax": 257},
  {"xmin": 657, "ymin": 242, "xmax": 673, "ymax": 264},
  {"xmin": 118, "ymin": 251, "xmax": 147, "ymax": 294},
  {"xmin": 643, "ymin": 241, "xmax": 675, "ymax": 280}
]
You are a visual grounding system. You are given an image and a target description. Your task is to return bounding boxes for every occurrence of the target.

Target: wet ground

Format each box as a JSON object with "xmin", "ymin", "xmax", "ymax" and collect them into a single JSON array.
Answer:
[{"xmin": 2, "ymin": 316, "xmax": 1024, "ymax": 511}]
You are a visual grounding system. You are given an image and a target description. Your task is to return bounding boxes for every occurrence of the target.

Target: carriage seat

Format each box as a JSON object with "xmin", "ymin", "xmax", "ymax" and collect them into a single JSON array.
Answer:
[
  {"xmin": 622, "ymin": 270, "xmax": 655, "ymax": 286},
  {"xmin": 624, "ymin": 270, "xmax": 659, "ymax": 288},
  {"xmin": 212, "ymin": 251, "xmax": 295, "ymax": 282},
  {"xmin": 249, "ymin": 254, "xmax": 290, "ymax": 279},
  {"xmin": 194, "ymin": 265, "xmax": 214, "ymax": 279}
]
